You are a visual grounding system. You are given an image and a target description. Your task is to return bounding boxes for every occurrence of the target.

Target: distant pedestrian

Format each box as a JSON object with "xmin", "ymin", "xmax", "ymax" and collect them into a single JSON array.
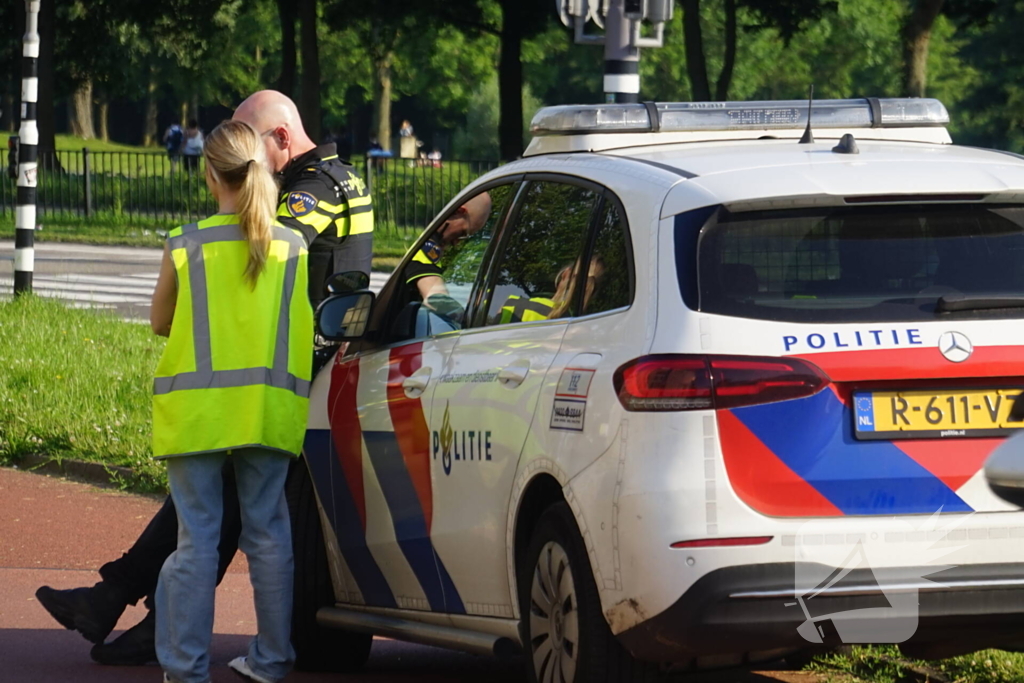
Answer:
[
  {"xmin": 163, "ymin": 123, "xmax": 183, "ymax": 174},
  {"xmin": 182, "ymin": 119, "xmax": 204, "ymax": 174},
  {"xmin": 399, "ymin": 120, "xmax": 414, "ymax": 138},
  {"xmin": 149, "ymin": 119, "xmax": 310, "ymax": 683}
]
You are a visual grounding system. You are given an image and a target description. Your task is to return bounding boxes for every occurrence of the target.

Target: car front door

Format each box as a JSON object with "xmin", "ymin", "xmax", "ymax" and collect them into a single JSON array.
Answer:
[
  {"xmin": 311, "ymin": 182, "xmax": 520, "ymax": 612},
  {"xmin": 428, "ymin": 178, "xmax": 604, "ymax": 617}
]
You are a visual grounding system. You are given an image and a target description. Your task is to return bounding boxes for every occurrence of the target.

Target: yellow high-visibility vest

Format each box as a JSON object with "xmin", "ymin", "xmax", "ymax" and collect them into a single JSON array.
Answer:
[
  {"xmin": 499, "ymin": 296, "xmax": 555, "ymax": 324},
  {"xmin": 152, "ymin": 214, "xmax": 313, "ymax": 459}
]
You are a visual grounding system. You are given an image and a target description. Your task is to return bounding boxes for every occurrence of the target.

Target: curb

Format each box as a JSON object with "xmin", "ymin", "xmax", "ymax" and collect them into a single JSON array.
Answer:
[{"xmin": 17, "ymin": 454, "xmax": 138, "ymax": 489}]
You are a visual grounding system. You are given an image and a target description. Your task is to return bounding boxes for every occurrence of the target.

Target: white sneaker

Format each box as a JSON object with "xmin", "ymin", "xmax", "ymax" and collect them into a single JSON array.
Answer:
[
  {"xmin": 164, "ymin": 674, "xmax": 210, "ymax": 683},
  {"xmin": 228, "ymin": 656, "xmax": 276, "ymax": 683}
]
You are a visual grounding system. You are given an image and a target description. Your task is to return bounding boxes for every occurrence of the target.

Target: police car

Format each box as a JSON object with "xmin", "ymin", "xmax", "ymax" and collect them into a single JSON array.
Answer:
[{"xmin": 289, "ymin": 98, "xmax": 1024, "ymax": 680}]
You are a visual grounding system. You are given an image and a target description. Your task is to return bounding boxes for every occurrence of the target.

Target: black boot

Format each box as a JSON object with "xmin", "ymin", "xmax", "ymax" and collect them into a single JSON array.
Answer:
[
  {"xmin": 35, "ymin": 582, "xmax": 129, "ymax": 644},
  {"xmin": 90, "ymin": 610, "xmax": 157, "ymax": 666}
]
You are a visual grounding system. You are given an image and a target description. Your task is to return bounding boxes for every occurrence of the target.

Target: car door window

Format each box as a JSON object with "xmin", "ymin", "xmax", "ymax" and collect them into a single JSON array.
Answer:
[
  {"xmin": 390, "ymin": 183, "xmax": 518, "ymax": 342},
  {"xmin": 483, "ymin": 181, "xmax": 600, "ymax": 326},
  {"xmin": 582, "ymin": 197, "xmax": 634, "ymax": 316}
]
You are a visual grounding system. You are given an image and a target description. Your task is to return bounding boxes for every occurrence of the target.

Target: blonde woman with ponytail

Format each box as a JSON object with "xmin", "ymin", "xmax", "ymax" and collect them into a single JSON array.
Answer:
[{"xmin": 150, "ymin": 119, "xmax": 311, "ymax": 683}]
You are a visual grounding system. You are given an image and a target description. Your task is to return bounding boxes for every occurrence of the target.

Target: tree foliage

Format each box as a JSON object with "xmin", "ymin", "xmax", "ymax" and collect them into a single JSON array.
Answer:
[{"xmin": 5, "ymin": 0, "xmax": 1024, "ymax": 158}]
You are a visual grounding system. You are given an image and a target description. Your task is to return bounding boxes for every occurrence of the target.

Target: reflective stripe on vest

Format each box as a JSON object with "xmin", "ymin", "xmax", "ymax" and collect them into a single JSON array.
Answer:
[
  {"xmin": 153, "ymin": 216, "xmax": 313, "ymax": 459},
  {"xmin": 499, "ymin": 296, "xmax": 555, "ymax": 324}
]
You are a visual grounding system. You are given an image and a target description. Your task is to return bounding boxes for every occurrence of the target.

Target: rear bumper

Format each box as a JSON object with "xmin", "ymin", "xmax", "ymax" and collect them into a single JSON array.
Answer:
[{"xmin": 616, "ymin": 562, "xmax": 1024, "ymax": 663}]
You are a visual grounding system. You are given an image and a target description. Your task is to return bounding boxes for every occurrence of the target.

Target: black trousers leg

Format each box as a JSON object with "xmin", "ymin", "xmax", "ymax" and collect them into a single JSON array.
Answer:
[{"xmin": 98, "ymin": 462, "xmax": 243, "ymax": 609}]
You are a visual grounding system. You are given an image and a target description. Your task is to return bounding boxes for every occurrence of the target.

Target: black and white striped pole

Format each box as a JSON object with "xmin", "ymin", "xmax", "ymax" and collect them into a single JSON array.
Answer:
[{"xmin": 14, "ymin": 0, "xmax": 40, "ymax": 296}]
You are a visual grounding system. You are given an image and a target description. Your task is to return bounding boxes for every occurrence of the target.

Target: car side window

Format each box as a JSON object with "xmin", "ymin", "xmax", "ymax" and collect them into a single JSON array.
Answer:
[
  {"xmin": 583, "ymin": 198, "xmax": 634, "ymax": 316},
  {"xmin": 483, "ymin": 180, "xmax": 600, "ymax": 326},
  {"xmin": 390, "ymin": 183, "xmax": 517, "ymax": 342}
]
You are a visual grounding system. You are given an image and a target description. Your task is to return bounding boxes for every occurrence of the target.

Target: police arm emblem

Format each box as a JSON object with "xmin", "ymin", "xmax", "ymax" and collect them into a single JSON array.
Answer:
[{"xmin": 287, "ymin": 191, "xmax": 318, "ymax": 217}]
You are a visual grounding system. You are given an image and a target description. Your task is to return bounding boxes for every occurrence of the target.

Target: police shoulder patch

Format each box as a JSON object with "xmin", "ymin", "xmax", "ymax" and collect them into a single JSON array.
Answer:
[
  {"xmin": 422, "ymin": 239, "xmax": 443, "ymax": 263},
  {"xmin": 287, "ymin": 191, "xmax": 318, "ymax": 217}
]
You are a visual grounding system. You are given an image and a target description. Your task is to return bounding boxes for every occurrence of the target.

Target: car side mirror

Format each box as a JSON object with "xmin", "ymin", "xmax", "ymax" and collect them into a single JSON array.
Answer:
[
  {"xmin": 985, "ymin": 430, "xmax": 1024, "ymax": 507},
  {"xmin": 316, "ymin": 291, "xmax": 375, "ymax": 341},
  {"xmin": 324, "ymin": 270, "xmax": 370, "ymax": 296}
]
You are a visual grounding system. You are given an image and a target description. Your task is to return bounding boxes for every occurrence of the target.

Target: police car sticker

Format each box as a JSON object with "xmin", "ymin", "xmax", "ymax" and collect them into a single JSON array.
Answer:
[
  {"xmin": 556, "ymin": 368, "xmax": 596, "ymax": 399},
  {"xmin": 551, "ymin": 399, "xmax": 587, "ymax": 432},
  {"xmin": 287, "ymin": 191, "xmax": 318, "ymax": 218},
  {"xmin": 551, "ymin": 368, "xmax": 595, "ymax": 431}
]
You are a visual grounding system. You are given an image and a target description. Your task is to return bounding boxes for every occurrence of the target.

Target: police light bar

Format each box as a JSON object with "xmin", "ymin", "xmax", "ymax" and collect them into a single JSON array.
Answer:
[{"xmin": 530, "ymin": 98, "xmax": 949, "ymax": 136}]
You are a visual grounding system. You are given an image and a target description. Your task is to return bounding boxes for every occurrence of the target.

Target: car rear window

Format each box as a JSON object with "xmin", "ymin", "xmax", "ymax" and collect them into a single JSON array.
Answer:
[{"xmin": 690, "ymin": 204, "xmax": 1024, "ymax": 322}]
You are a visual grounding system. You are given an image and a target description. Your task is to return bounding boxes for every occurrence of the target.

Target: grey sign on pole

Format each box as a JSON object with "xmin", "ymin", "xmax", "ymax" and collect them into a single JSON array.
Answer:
[
  {"xmin": 556, "ymin": 0, "xmax": 673, "ymax": 103},
  {"xmin": 14, "ymin": 0, "xmax": 40, "ymax": 296}
]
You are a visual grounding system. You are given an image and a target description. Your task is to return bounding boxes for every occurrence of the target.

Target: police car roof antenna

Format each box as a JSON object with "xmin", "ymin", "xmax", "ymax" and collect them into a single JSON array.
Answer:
[{"xmin": 799, "ymin": 84, "xmax": 815, "ymax": 145}]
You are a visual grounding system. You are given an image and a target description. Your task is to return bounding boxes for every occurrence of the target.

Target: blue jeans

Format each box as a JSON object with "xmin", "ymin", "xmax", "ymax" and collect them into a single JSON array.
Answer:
[{"xmin": 156, "ymin": 449, "xmax": 296, "ymax": 683}]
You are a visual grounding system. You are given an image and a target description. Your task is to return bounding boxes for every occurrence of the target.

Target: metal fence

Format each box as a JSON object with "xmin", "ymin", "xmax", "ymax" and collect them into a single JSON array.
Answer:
[{"xmin": 0, "ymin": 149, "xmax": 502, "ymax": 238}]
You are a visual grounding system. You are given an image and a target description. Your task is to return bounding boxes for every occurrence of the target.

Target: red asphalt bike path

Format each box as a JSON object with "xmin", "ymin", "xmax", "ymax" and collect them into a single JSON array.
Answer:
[{"xmin": 0, "ymin": 467, "xmax": 817, "ymax": 683}]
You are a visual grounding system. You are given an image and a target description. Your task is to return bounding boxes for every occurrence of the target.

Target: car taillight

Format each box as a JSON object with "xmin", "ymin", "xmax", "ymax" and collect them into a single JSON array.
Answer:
[{"xmin": 613, "ymin": 354, "xmax": 829, "ymax": 412}]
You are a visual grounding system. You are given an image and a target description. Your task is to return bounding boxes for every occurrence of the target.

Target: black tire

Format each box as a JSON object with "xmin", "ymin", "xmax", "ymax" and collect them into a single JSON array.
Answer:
[
  {"xmin": 519, "ymin": 502, "xmax": 665, "ymax": 683},
  {"xmin": 286, "ymin": 457, "xmax": 372, "ymax": 673}
]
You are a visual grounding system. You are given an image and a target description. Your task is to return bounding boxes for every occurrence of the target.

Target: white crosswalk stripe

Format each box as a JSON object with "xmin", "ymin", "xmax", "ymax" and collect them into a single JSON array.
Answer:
[{"xmin": 0, "ymin": 270, "xmax": 395, "ymax": 318}]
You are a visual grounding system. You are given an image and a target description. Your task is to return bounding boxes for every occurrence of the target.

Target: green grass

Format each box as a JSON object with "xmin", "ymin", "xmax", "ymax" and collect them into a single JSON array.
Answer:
[
  {"xmin": 809, "ymin": 645, "xmax": 1024, "ymax": 682},
  {"xmin": 0, "ymin": 295, "xmax": 168, "ymax": 492}
]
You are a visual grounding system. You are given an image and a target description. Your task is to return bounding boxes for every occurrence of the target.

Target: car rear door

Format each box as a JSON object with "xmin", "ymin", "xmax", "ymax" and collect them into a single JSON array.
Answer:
[{"xmin": 428, "ymin": 177, "xmax": 605, "ymax": 615}]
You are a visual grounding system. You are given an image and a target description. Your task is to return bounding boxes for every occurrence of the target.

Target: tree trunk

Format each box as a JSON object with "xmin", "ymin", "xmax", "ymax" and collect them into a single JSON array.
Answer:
[
  {"xmin": 299, "ymin": 0, "xmax": 322, "ymax": 142},
  {"xmin": 682, "ymin": 0, "xmax": 711, "ymax": 102},
  {"xmin": 69, "ymin": 80, "xmax": 95, "ymax": 139},
  {"xmin": 276, "ymin": 0, "xmax": 297, "ymax": 98},
  {"xmin": 97, "ymin": 97, "xmax": 109, "ymax": 141},
  {"xmin": 189, "ymin": 91, "xmax": 199, "ymax": 123},
  {"xmin": 142, "ymin": 76, "xmax": 158, "ymax": 147},
  {"xmin": 180, "ymin": 101, "xmax": 188, "ymax": 126},
  {"xmin": 372, "ymin": 49, "xmax": 393, "ymax": 152},
  {"xmin": 37, "ymin": 0, "xmax": 57, "ymax": 153},
  {"xmin": 715, "ymin": 0, "xmax": 737, "ymax": 101},
  {"xmin": 903, "ymin": 0, "xmax": 945, "ymax": 97},
  {"xmin": 497, "ymin": 1, "xmax": 524, "ymax": 161}
]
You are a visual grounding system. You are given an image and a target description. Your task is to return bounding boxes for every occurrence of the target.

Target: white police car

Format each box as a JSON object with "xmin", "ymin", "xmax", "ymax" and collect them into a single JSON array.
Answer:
[{"xmin": 289, "ymin": 98, "xmax": 1024, "ymax": 680}]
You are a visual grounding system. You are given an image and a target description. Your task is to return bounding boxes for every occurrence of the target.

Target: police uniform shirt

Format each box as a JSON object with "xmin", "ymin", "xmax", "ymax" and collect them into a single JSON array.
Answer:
[
  {"xmin": 404, "ymin": 237, "xmax": 444, "ymax": 286},
  {"xmin": 276, "ymin": 143, "xmax": 373, "ymax": 306}
]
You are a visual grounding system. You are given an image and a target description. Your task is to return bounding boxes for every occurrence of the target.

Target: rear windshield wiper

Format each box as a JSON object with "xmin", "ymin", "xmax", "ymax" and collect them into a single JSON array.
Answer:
[{"xmin": 936, "ymin": 294, "xmax": 1024, "ymax": 313}]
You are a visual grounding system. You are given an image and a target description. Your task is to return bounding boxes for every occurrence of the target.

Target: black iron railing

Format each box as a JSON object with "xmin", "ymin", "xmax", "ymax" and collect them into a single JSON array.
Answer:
[{"xmin": 0, "ymin": 149, "xmax": 503, "ymax": 237}]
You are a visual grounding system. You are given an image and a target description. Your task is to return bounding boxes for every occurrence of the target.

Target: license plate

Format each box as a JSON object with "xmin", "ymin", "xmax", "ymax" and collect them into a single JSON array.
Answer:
[{"xmin": 853, "ymin": 388, "xmax": 1024, "ymax": 440}]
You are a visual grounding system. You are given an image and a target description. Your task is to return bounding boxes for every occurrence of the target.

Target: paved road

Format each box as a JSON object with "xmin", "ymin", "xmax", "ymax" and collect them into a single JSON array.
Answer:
[
  {"xmin": 0, "ymin": 241, "xmax": 390, "ymax": 320},
  {"xmin": 0, "ymin": 467, "xmax": 819, "ymax": 683}
]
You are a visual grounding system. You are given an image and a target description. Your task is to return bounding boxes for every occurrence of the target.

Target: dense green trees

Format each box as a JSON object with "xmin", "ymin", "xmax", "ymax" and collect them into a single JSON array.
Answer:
[{"xmin": 3, "ymin": 0, "xmax": 1024, "ymax": 158}]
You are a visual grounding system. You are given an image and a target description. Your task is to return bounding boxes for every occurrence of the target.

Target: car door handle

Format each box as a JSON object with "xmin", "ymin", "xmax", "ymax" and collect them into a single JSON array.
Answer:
[
  {"xmin": 498, "ymin": 362, "xmax": 530, "ymax": 387},
  {"xmin": 402, "ymin": 367, "xmax": 432, "ymax": 397}
]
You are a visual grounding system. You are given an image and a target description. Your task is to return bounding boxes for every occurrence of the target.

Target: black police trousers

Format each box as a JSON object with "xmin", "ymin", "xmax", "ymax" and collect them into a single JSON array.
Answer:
[{"xmin": 98, "ymin": 462, "xmax": 243, "ymax": 610}]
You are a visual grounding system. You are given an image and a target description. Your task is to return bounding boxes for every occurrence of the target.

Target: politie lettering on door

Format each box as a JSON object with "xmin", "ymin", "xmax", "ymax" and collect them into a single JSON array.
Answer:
[{"xmin": 783, "ymin": 328, "xmax": 923, "ymax": 353}]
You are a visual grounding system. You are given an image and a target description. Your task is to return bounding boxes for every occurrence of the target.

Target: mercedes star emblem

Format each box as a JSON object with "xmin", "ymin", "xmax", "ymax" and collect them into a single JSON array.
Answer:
[{"xmin": 938, "ymin": 331, "xmax": 973, "ymax": 363}]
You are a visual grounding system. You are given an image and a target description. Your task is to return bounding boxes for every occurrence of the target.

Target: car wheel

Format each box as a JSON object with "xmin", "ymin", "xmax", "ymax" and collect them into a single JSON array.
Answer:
[
  {"xmin": 286, "ymin": 457, "xmax": 372, "ymax": 673},
  {"xmin": 520, "ymin": 502, "xmax": 665, "ymax": 683}
]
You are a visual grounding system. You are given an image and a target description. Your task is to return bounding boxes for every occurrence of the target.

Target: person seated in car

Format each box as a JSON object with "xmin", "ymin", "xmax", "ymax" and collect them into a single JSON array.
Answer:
[{"xmin": 498, "ymin": 255, "xmax": 606, "ymax": 324}]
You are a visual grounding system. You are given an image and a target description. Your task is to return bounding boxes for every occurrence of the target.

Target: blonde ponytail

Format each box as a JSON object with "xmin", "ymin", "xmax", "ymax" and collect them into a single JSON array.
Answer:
[{"xmin": 203, "ymin": 120, "xmax": 278, "ymax": 287}]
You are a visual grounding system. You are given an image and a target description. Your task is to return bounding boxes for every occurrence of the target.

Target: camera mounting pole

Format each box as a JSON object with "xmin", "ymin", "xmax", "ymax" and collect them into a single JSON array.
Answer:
[{"xmin": 557, "ymin": 0, "xmax": 673, "ymax": 103}]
